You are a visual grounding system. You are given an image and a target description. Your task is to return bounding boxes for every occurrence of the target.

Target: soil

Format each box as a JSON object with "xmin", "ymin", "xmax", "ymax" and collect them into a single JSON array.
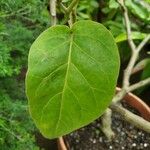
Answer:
[
  {"xmin": 35, "ymin": 132, "xmax": 58, "ymax": 150},
  {"xmin": 65, "ymin": 102, "xmax": 150, "ymax": 150}
]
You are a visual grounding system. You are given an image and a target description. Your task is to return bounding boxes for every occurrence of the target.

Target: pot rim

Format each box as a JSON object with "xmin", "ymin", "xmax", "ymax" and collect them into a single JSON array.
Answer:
[{"xmin": 116, "ymin": 87, "xmax": 150, "ymax": 121}]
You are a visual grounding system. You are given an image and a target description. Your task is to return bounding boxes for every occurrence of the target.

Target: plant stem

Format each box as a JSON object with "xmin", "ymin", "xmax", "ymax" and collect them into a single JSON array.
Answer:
[
  {"xmin": 128, "ymin": 77, "xmax": 150, "ymax": 92},
  {"xmin": 116, "ymin": 0, "xmax": 137, "ymax": 95},
  {"xmin": 108, "ymin": 0, "xmax": 150, "ymax": 138},
  {"xmin": 50, "ymin": 0, "xmax": 57, "ymax": 26},
  {"xmin": 101, "ymin": 108, "xmax": 115, "ymax": 141},
  {"xmin": 136, "ymin": 34, "xmax": 150, "ymax": 52},
  {"xmin": 132, "ymin": 59, "xmax": 150, "ymax": 74},
  {"xmin": 60, "ymin": 3, "xmax": 67, "ymax": 13},
  {"xmin": 117, "ymin": 0, "xmax": 136, "ymax": 52},
  {"xmin": 68, "ymin": 12, "xmax": 74, "ymax": 27},
  {"xmin": 60, "ymin": 0, "xmax": 79, "ymax": 24},
  {"xmin": 118, "ymin": 0, "xmax": 137, "ymax": 89},
  {"xmin": 123, "ymin": 51, "xmax": 139, "ymax": 89},
  {"xmin": 58, "ymin": 0, "xmax": 67, "ymax": 13},
  {"xmin": 113, "ymin": 0, "xmax": 150, "ymax": 103},
  {"xmin": 110, "ymin": 103, "xmax": 150, "ymax": 133},
  {"xmin": 66, "ymin": 0, "xmax": 79, "ymax": 14}
]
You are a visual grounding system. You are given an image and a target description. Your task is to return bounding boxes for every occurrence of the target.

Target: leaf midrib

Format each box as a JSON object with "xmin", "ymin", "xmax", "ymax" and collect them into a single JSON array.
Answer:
[{"xmin": 55, "ymin": 33, "xmax": 74, "ymax": 133}]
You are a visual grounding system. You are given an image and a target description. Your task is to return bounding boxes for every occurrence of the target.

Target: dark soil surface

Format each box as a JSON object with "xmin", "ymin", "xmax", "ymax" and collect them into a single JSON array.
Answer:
[{"xmin": 65, "ymin": 103, "xmax": 150, "ymax": 150}]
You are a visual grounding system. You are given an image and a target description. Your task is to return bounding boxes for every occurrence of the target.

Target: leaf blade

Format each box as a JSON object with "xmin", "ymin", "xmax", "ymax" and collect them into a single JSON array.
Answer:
[{"xmin": 26, "ymin": 20, "xmax": 120, "ymax": 139}]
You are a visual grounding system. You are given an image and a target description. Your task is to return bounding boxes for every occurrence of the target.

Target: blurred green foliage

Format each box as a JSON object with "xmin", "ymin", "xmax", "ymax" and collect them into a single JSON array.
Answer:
[
  {"xmin": 0, "ymin": 0, "xmax": 50, "ymax": 149},
  {"xmin": 0, "ymin": 90, "xmax": 39, "ymax": 150},
  {"xmin": 0, "ymin": 0, "xmax": 150, "ymax": 149},
  {"xmin": 0, "ymin": 0, "xmax": 49, "ymax": 77}
]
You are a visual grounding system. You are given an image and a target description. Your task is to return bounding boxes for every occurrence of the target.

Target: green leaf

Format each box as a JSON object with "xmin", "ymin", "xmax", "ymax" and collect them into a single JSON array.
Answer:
[
  {"xmin": 118, "ymin": 42, "xmax": 131, "ymax": 62},
  {"xmin": 0, "ymin": 118, "xmax": 5, "ymax": 127},
  {"xmin": 137, "ymin": 59, "xmax": 150, "ymax": 93},
  {"xmin": 145, "ymin": 0, "xmax": 150, "ymax": 4},
  {"xmin": 26, "ymin": 20, "xmax": 120, "ymax": 139},
  {"xmin": 115, "ymin": 32, "xmax": 147, "ymax": 43},
  {"xmin": 142, "ymin": 59, "xmax": 150, "ymax": 80},
  {"xmin": 126, "ymin": 0, "xmax": 150, "ymax": 23},
  {"xmin": 109, "ymin": 0, "xmax": 119, "ymax": 9}
]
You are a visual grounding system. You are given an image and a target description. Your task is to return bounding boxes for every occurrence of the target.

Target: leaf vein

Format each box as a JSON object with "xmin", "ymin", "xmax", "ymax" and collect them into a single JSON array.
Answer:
[
  {"xmin": 74, "ymin": 34, "xmax": 110, "ymax": 51},
  {"xmin": 30, "ymin": 40, "xmax": 70, "ymax": 70},
  {"xmin": 73, "ymin": 41, "xmax": 103, "ymax": 66},
  {"xmin": 34, "ymin": 63, "xmax": 67, "ymax": 97},
  {"xmin": 71, "ymin": 63, "xmax": 98, "ymax": 107},
  {"xmin": 55, "ymin": 34, "xmax": 74, "ymax": 133},
  {"xmin": 67, "ymin": 85, "xmax": 82, "ymax": 123},
  {"xmin": 40, "ymin": 92, "xmax": 62, "ymax": 123}
]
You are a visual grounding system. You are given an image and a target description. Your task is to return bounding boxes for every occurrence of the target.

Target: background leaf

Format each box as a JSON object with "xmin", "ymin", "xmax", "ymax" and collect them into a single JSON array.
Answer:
[
  {"xmin": 142, "ymin": 59, "xmax": 150, "ymax": 83},
  {"xmin": 126, "ymin": 0, "xmax": 150, "ymax": 23},
  {"xmin": 115, "ymin": 32, "xmax": 148, "ymax": 43}
]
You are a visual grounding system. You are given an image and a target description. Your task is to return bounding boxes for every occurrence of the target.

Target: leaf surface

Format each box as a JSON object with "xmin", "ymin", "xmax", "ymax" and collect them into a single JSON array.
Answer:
[{"xmin": 26, "ymin": 20, "xmax": 120, "ymax": 139}]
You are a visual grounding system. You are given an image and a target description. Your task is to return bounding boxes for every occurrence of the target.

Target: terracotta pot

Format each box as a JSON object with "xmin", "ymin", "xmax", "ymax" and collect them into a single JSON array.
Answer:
[
  {"xmin": 58, "ymin": 88, "xmax": 150, "ymax": 150},
  {"xmin": 116, "ymin": 87, "xmax": 150, "ymax": 121}
]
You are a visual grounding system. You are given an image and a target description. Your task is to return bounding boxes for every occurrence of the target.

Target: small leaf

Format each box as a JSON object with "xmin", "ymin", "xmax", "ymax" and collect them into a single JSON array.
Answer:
[
  {"xmin": 0, "ymin": 118, "xmax": 5, "ymax": 127},
  {"xmin": 109, "ymin": 0, "xmax": 119, "ymax": 9},
  {"xmin": 26, "ymin": 20, "xmax": 120, "ymax": 139},
  {"xmin": 137, "ymin": 59, "xmax": 150, "ymax": 93},
  {"xmin": 145, "ymin": 0, "xmax": 150, "ymax": 4},
  {"xmin": 126, "ymin": 0, "xmax": 150, "ymax": 23},
  {"xmin": 115, "ymin": 32, "xmax": 147, "ymax": 43},
  {"xmin": 142, "ymin": 59, "xmax": 150, "ymax": 80}
]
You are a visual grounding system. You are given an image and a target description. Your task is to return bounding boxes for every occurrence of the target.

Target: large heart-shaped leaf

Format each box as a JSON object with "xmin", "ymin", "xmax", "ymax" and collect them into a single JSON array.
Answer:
[{"xmin": 26, "ymin": 20, "xmax": 120, "ymax": 139}]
